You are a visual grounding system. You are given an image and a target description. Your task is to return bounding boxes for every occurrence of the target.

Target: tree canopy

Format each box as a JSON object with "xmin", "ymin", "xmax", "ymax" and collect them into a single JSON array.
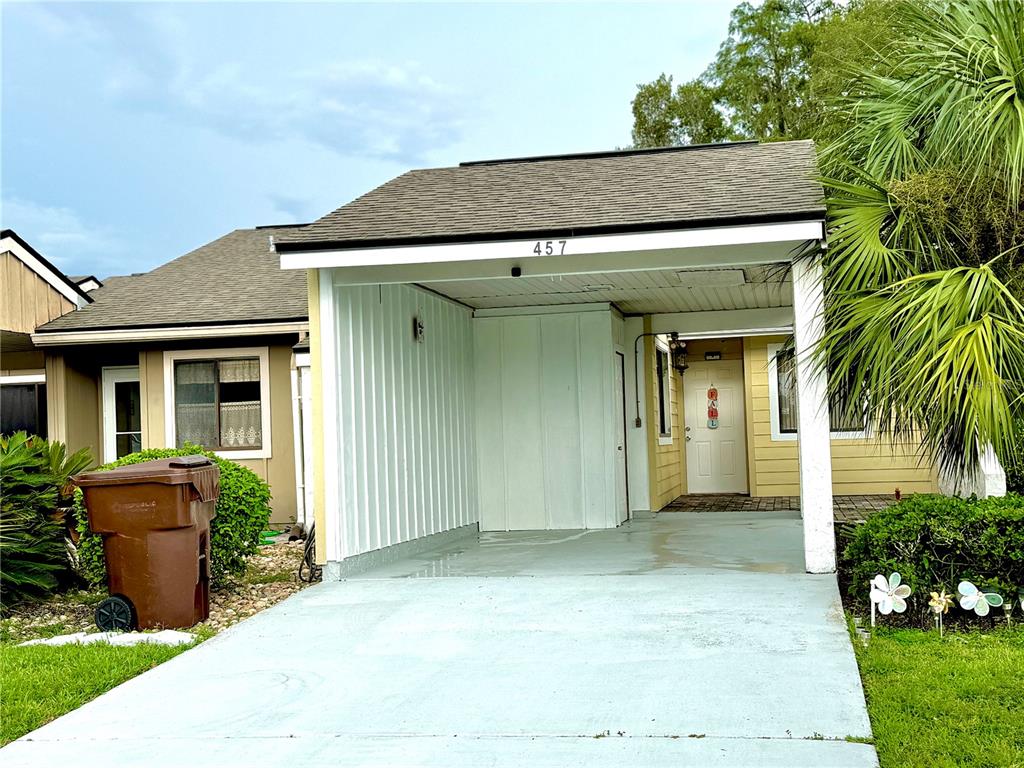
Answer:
[{"xmin": 630, "ymin": 0, "xmax": 896, "ymax": 146}]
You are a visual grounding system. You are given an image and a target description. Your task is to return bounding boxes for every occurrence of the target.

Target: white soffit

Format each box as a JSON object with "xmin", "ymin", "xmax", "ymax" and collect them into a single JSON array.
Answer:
[
  {"xmin": 676, "ymin": 268, "xmax": 746, "ymax": 287},
  {"xmin": 421, "ymin": 264, "xmax": 792, "ymax": 314}
]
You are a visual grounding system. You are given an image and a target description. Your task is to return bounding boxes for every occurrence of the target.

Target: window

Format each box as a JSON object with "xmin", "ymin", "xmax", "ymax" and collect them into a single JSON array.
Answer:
[
  {"xmin": 0, "ymin": 379, "xmax": 46, "ymax": 437},
  {"xmin": 165, "ymin": 348, "xmax": 271, "ymax": 458},
  {"xmin": 656, "ymin": 344, "xmax": 672, "ymax": 439},
  {"xmin": 768, "ymin": 345, "xmax": 866, "ymax": 440}
]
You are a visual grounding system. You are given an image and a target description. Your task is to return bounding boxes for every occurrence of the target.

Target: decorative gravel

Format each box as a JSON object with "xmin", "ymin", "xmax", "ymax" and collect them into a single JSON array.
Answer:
[{"xmin": 1, "ymin": 541, "xmax": 314, "ymax": 644}]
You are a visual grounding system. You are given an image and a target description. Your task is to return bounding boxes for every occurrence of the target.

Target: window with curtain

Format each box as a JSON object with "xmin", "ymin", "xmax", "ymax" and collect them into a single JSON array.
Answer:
[
  {"xmin": 774, "ymin": 349, "xmax": 864, "ymax": 435},
  {"xmin": 174, "ymin": 358, "xmax": 262, "ymax": 450}
]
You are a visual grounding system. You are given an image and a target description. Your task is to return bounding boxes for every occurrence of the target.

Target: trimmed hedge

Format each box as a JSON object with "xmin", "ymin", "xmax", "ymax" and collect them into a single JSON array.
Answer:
[
  {"xmin": 842, "ymin": 493, "xmax": 1024, "ymax": 621},
  {"xmin": 75, "ymin": 446, "xmax": 271, "ymax": 587}
]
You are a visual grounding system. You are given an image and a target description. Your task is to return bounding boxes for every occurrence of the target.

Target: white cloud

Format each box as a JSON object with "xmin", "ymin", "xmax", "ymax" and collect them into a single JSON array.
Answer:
[
  {"xmin": 95, "ymin": 9, "xmax": 464, "ymax": 164},
  {"xmin": 1, "ymin": 197, "xmax": 127, "ymax": 277}
]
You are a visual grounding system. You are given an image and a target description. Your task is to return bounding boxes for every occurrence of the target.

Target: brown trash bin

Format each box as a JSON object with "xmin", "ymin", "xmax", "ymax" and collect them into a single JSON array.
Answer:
[{"xmin": 75, "ymin": 455, "xmax": 220, "ymax": 631}]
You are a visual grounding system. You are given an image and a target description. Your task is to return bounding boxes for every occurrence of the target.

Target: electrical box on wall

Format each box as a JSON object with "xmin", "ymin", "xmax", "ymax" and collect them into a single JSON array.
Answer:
[{"xmin": 412, "ymin": 316, "xmax": 425, "ymax": 342}]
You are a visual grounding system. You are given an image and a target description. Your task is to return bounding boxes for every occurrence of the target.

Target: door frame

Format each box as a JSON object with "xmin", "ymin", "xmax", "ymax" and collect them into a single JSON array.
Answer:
[
  {"xmin": 101, "ymin": 366, "xmax": 141, "ymax": 463},
  {"xmin": 682, "ymin": 357, "xmax": 749, "ymax": 494},
  {"xmin": 614, "ymin": 350, "xmax": 630, "ymax": 522}
]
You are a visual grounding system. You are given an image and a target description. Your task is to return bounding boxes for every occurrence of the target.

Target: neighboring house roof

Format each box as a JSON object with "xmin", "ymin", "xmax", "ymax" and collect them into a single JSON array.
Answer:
[
  {"xmin": 35, "ymin": 226, "xmax": 308, "ymax": 336},
  {"xmin": 69, "ymin": 275, "xmax": 103, "ymax": 292},
  {"xmin": 274, "ymin": 140, "xmax": 824, "ymax": 252},
  {"xmin": 1, "ymin": 229, "xmax": 94, "ymax": 307}
]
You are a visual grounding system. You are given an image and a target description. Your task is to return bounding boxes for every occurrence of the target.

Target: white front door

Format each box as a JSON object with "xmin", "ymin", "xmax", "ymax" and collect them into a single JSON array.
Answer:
[
  {"xmin": 102, "ymin": 366, "xmax": 142, "ymax": 463},
  {"xmin": 614, "ymin": 352, "xmax": 629, "ymax": 522},
  {"xmin": 684, "ymin": 359, "xmax": 748, "ymax": 494}
]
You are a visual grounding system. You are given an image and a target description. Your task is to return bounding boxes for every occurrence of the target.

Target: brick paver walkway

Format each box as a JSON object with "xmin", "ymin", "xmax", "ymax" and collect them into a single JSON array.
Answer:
[{"xmin": 662, "ymin": 494, "xmax": 899, "ymax": 523}]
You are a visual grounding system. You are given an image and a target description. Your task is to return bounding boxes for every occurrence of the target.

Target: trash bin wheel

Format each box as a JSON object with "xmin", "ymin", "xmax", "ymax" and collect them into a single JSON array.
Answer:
[{"xmin": 95, "ymin": 595, "xmax": 135, "ymax": 631}]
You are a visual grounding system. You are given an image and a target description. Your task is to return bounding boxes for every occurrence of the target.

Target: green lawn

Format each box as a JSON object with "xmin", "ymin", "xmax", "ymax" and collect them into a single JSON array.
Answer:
[
  {"xmin": 0, "ymin": 642, "xmax": 191, "ymax": 746},
  {"xmin": 855, "ymin": 626, "xmax": 1024, "ymax": 768}
]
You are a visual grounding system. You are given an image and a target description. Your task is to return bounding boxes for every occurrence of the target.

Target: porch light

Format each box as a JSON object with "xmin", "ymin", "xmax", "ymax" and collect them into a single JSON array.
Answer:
[{"xmin": 668, "ymin": 335, "xmax": 688, "ymax": 374}]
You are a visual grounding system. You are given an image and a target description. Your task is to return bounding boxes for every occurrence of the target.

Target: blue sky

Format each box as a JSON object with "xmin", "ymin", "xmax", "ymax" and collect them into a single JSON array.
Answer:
[{"xmin": 2, "ymin": 2, "xmax": 732, "ymax": 278}]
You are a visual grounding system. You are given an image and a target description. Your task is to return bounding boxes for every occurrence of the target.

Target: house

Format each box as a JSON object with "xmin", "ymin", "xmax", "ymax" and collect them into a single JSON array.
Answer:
[
  {"xmin": 28, "ymin": 226, "xmax": 312, "ymax": 525},
  {"xmin": 1, "ymin": 229, "xmax": 95, "ymax": 436},
  {"xmin": 273, "ymin": 139, "xmax": 954, "ymax": 577}
]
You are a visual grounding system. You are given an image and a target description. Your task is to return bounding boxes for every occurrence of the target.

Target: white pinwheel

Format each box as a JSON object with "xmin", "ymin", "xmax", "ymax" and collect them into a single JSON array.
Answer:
[
  {"xmin": 957, "ymin": 581, "xmax": 1003, "ymax": 617},
  {"xmin": 870, "ymin": 573, "xmax": 912, "ymax": 615}
]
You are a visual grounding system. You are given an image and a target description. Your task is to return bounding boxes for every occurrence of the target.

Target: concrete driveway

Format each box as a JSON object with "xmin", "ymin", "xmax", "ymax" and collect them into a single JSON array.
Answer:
[{"xmin": 2, "ymin": 511, "xmax": 877, "ymax": 767}]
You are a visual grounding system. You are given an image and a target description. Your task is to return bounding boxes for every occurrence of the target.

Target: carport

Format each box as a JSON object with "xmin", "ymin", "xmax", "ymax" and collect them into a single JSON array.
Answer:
[
  {"xmin": 275, "ymin": 140, "xmax": 839, "ymax": 577},
  {"xmin": 0, "ymin": 510, "xmax": 876, "ymax": 767}
]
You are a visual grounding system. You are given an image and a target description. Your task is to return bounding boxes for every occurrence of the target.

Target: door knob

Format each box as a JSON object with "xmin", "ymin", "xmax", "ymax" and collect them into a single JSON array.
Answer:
[{"xmin": 685, "ymin": 436, "xmax": 691, "ymax": 442}]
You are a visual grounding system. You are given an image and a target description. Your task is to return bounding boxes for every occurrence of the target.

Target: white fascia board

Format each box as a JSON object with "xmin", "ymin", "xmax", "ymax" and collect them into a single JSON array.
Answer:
[
  {"xmin": 649, "ymin": 307, "xmax": 794, "ymax": 337},
  {"xmin": 279, "ymin": 220, "xmax": 825, "ymax": 272},
  {"xmin": 31, "ymin": 321, "xmax": 309, "ymax": 347},
  {"xmin": 1, "ymin": 235, "xmax": 90, "ymax": 307}
]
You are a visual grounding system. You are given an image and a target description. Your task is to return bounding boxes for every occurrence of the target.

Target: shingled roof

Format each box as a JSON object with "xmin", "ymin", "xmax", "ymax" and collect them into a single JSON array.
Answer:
[
  {"xmin": 274, "ymin": 140, "xmax": 824, "ymax": 252},
  {"xmin": 37, "ymin": 226, "xmax": 308, "ymax": 333}
]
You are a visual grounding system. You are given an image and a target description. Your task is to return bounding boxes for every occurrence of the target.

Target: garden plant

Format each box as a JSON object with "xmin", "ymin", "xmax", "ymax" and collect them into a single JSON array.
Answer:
[{"xmin": 0, "ymin": 433, "xmax": 92, "ymax": 605}]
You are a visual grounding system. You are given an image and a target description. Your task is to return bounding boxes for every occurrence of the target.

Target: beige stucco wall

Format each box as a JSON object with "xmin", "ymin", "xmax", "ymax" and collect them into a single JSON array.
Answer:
[
  {"xmin": 45, "ymin": 353, "xmax": 102, "ymax": 461},
  {"xmin": 47, "ymin": 339, "xmax": 301, "ymax": 525}
]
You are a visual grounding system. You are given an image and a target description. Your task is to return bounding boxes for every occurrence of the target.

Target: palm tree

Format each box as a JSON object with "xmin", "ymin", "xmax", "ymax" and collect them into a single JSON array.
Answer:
[{"xmin": 815, "ymin": 0, "xmax": 1024, "ymax": 480}]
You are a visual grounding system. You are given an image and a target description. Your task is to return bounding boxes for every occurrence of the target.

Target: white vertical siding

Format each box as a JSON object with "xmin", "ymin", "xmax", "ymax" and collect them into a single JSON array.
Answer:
[
  {"xmin": 474, "ymin": 308, "xmax": 618, "ymax": 531},
  {"xmin": 329, "ymin": 279, "xmax": 477, "ymax": 559}
]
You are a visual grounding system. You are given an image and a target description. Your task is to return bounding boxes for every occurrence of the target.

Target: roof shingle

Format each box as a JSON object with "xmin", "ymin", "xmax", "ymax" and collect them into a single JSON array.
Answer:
[
  {"xmin": 275, "ymin": 140, "xmax": 824, "ymax": 251},
  {"xmin": 37, "ymin": 227, "xmax": 308, "ymax": 333}
]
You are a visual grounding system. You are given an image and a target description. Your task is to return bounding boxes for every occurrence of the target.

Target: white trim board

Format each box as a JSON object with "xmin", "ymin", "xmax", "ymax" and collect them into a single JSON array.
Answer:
[
  {"xmin": 162, "ymin": 346, "xmax": 273, "ymax": 460},
  {"xmin": 101, "ymin": 366, "xmax": 141, "ymax": 463},
  {"xmin": 0, "ymin": 233, "xmax": 90, "ymax": 308},
  {"xmin": 472, "ymin": 303, "xmax": 613, "ymax": 318},
  {"xmin": 32, "ymin": 321, "xmax": 308, "ymax": 346},
  {"xmin": 279, "ymin": 220, "xmax": 824, "ymax": 271},
  {"xmin": 0, "ymin": 372, "xmax": 46, "ymax": 384},
  {"xmin": 649, "ymin": 307, "xmax": 794, "ymax": 337}
]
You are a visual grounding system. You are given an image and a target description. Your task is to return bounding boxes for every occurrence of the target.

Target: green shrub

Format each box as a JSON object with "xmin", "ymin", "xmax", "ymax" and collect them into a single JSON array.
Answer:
[
  {"xmin": 0, "ymin": 433, "xmax": 92, "ymax": 604},
  {"xmin": 842, "ymin": 493, "xmax": 1024, "ymax": 624},
  {"xmin": 74, "ymin": 445, "xmax": 272, "ymax": 587}
]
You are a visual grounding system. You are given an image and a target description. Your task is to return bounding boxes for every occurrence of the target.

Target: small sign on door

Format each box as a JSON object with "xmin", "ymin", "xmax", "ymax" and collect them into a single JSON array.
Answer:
[{"xmin": 707, "ymin": 387, "xmax": 719, "ymax": 429}]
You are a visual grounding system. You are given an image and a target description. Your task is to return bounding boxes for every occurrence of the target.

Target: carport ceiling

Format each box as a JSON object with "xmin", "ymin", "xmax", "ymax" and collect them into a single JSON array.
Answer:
[{"xmin": 421, "ymin": 263, "xmax": 792, "ymax": 314}]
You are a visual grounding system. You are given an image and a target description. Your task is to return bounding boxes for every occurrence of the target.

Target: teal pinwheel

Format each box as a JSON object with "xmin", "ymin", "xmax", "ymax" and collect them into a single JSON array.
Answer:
[{"xmin": 957, "ymin": 581, "xmax": 1003, "ymax": 617}]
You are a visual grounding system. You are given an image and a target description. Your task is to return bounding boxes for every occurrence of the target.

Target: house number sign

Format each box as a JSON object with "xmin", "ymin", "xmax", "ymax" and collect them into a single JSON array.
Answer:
[
  {"xmin": 707, "ymin": 387, "xmax": 719, "ymax": 429},
  {"xmin": 532, "ymin": 240, "xmax": 568, "ymax": 256}
]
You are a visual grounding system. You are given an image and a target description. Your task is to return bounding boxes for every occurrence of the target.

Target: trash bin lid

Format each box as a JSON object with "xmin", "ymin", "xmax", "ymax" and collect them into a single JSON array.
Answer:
[{"xmin": 75, "ymin": 456, "xmax": 220, "ymax": 502}]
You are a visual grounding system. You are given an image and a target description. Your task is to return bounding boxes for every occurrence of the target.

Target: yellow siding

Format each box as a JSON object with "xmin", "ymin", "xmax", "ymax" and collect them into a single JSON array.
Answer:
[
  {"xmin": 744, "ymin": 335, "xmax": 937, "ymax": 496},
  {"xmin": 645, "ymin": 327, "xmax": 685, "ymax": 511}
]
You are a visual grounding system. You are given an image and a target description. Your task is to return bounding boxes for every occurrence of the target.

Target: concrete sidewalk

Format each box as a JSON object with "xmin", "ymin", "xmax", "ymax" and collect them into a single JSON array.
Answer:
[{"xmin": 1, "ymin": 513, "xmax": 877, "ymax": 767}]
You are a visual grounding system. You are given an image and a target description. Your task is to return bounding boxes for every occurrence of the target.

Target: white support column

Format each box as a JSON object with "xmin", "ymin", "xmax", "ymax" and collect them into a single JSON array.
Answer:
[
  {"xmin": 318, "ymin": 268, "xmax": 343, "ymax": 567},
  {"xmin": 792, "ymin": 256, "xmax": 835, "ymax": 573}
]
